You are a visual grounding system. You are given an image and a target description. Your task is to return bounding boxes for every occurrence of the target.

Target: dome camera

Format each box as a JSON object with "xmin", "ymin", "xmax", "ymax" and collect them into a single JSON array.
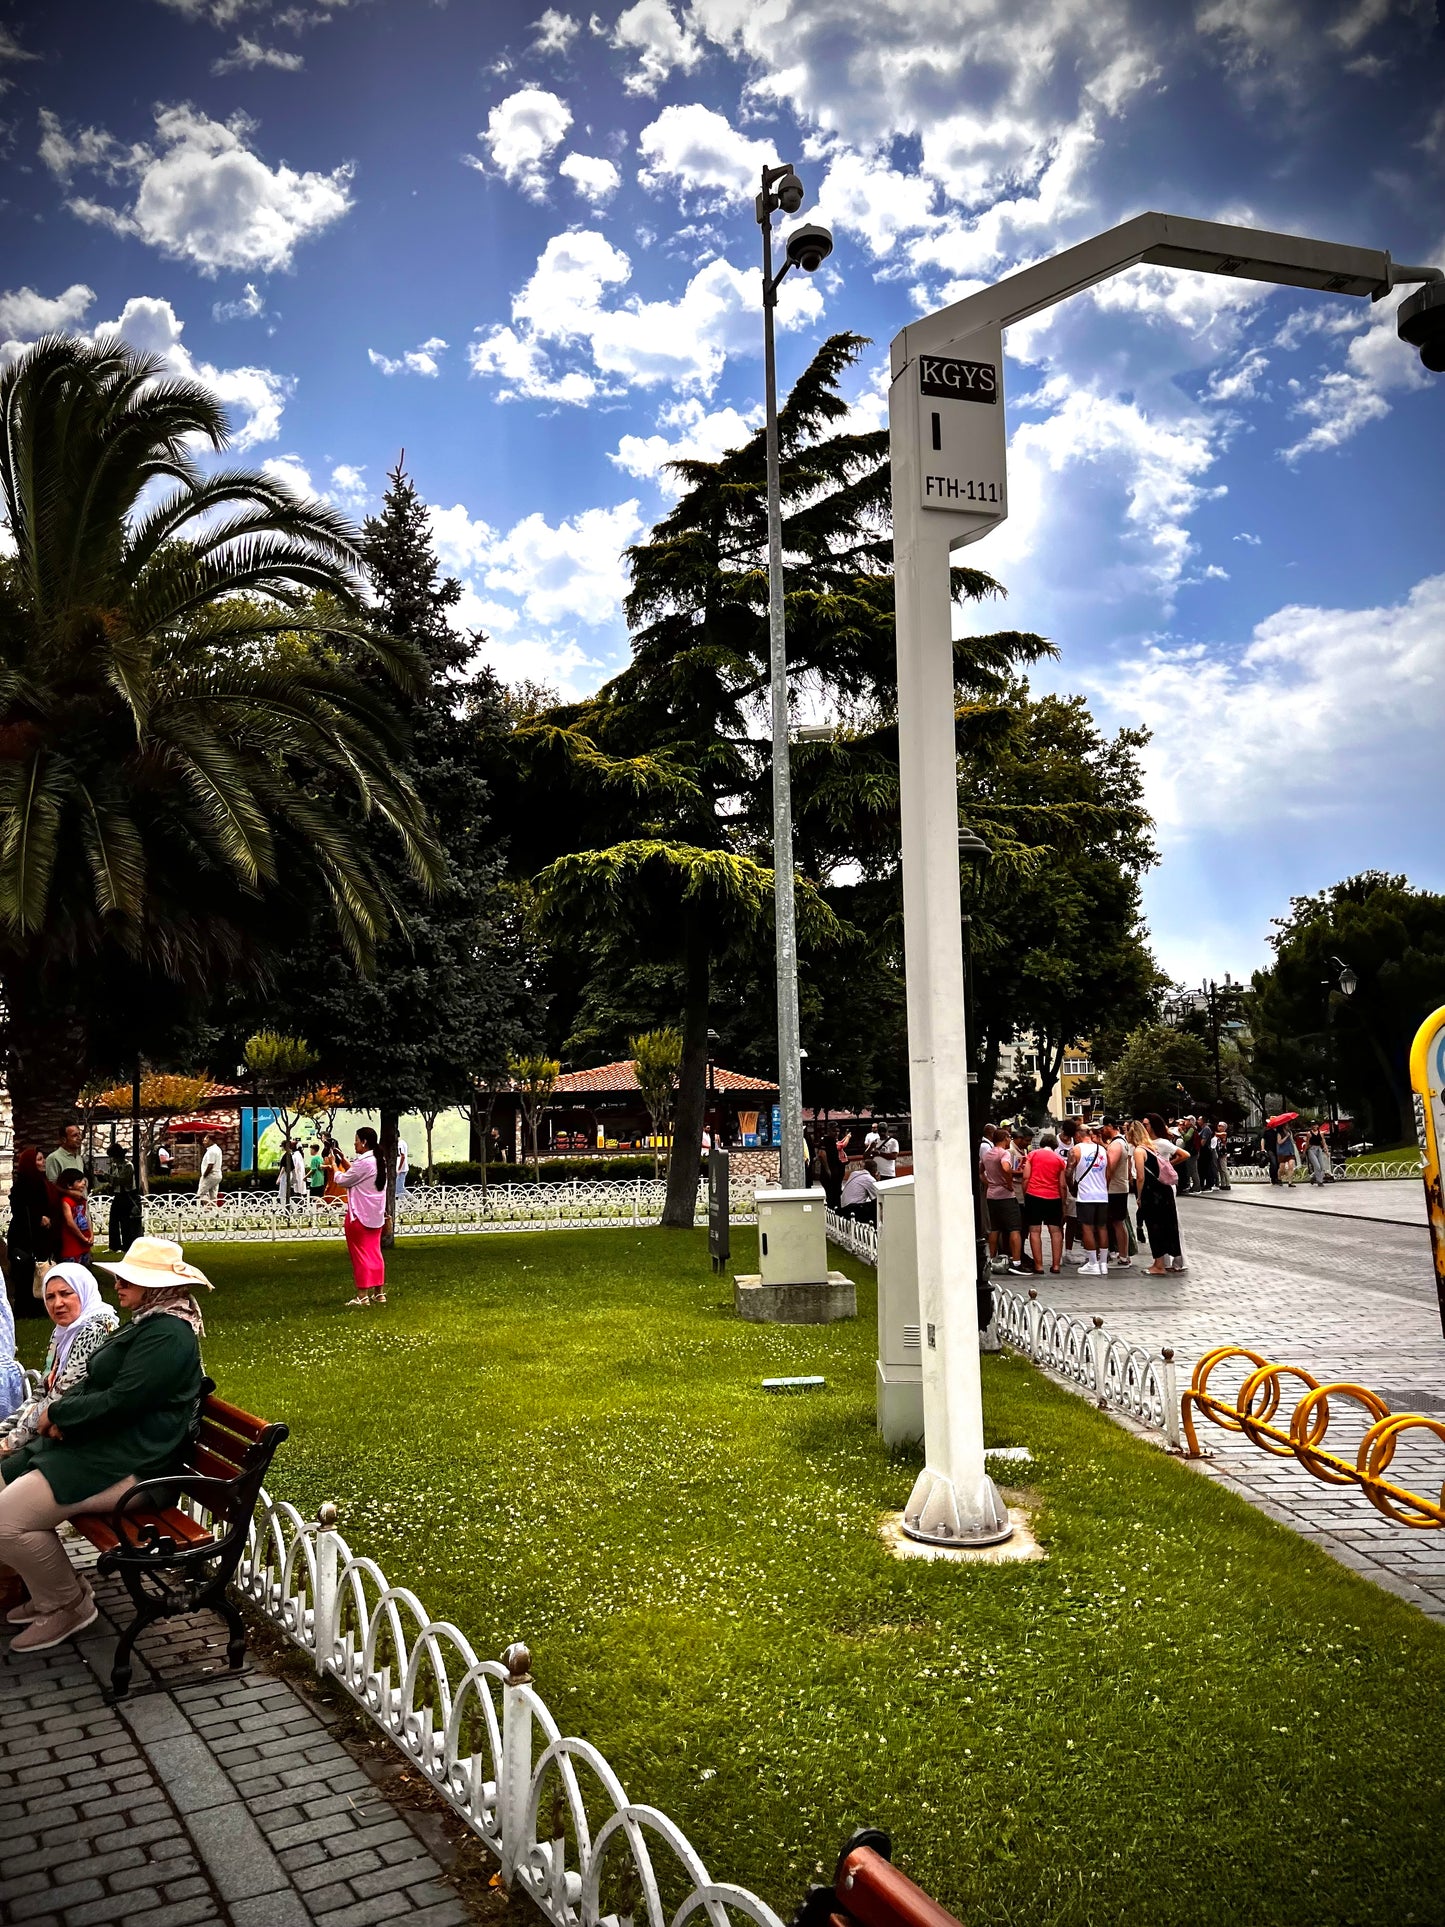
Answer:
[
  {"xmin": 1398, "ymin": 280, "xmax": 1445, "ymax": 373},
  {"xmin": 785, "ymin": 223, "xmax": 834, "ymax": 273},
  {"xmin": 775, "ymin": 170, "xmax": 805, "ymax": 215}
]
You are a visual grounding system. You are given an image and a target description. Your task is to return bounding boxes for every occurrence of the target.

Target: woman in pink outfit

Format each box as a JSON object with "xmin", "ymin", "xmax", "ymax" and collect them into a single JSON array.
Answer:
[{"xmin": 330, "ymin": 1128, "xmax": 389, "ymax": 1307}]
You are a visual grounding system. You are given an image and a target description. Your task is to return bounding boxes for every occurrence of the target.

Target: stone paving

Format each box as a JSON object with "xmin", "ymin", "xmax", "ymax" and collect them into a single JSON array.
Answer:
[
  {"xmin": 0, "ymin": 1546, "xmax": 475, "ymax": 1927},
  {"xmin": 1228, "ymin": 1174, "xmax": 1425, "ymax": 1225},
  {"xmin": 1034, "ymin": 1186, "xmax": 1445, "ymax": 1620}
]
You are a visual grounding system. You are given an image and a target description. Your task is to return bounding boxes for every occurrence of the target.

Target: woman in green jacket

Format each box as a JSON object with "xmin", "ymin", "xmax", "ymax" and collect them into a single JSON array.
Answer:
[{"xmin": 0, "ymin": 1236, "xmax": 209, "ymax": 1654}]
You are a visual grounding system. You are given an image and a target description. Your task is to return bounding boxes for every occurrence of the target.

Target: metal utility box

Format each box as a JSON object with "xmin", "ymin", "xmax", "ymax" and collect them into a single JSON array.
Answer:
[
  {"xmin": 754, "ymin": 1187, "xmax": 829, "ymax": 1285},
  {"xmin": 876, "ymin": 1176, "xmax": 923, "ymax": 1445}
]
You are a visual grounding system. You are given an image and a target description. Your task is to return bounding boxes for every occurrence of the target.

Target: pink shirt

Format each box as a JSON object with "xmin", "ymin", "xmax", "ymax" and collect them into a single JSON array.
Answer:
[
  {"xmin": 335, "ymin": 1153, "xmax": 387, "ymax": 1228},
  {"xmin": 981, "ymin": 1146, "xmax": 1014, "ymax": 1201}
]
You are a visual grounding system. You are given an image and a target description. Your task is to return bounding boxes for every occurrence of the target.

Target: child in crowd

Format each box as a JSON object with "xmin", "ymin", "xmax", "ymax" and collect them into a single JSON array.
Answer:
[{"xmin": 57, "ymin": 1172, "xmax": 94, "ymax": 1264}]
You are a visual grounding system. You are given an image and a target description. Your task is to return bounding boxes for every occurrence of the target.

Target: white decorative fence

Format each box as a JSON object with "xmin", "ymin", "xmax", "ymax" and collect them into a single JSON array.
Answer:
[
  {"xmin": 141, "ymin": 1179, "xmax": 746, "ymax": 1243},
  {"xmin": 991, "ymin": 1285, "xmax": 1182, "ymax": 1448},
  {"xmin": 1227, "ymin": 1161, "xmax": 1419, "ymax": 1183},
  {"xmin": 823, "ymin": 1209, "xmax": 877, "ymax": 1266},
  {"xmin": 236, "ymin": 1496, "xmax": 784, "ymax": 1927}
]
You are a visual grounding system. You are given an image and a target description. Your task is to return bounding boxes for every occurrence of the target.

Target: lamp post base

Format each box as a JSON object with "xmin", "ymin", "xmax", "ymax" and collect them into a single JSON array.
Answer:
[{"xmin": 901, "ymin": 1465, "xmax": 1014, "ymax": 1548}]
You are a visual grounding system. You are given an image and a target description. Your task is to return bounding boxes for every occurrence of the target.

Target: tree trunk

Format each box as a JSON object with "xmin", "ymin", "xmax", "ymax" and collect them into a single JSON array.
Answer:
[
  {"xmin": 663, "ymin": 911, "xmax": 709, "ymax": 1228},
  {"xmin": 1, "ymin": 963, "xmax": 89, "ymax": 1156},
  {"xmin": 380, "ymin": 1106, "xmax": 398, "ymax": 1249}
]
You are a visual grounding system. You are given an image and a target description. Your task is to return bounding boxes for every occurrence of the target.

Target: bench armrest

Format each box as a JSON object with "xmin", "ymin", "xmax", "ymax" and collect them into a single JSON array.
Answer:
[{"xmin": 102, "ymin": 1474, "xmax": 252, "ymax": 1561}]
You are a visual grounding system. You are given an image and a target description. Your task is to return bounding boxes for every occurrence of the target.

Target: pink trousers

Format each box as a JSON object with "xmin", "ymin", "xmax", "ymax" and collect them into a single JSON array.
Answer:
[{"xmin": 345, "ymin": 1216, "xmax": 385, "ymax": 1294}]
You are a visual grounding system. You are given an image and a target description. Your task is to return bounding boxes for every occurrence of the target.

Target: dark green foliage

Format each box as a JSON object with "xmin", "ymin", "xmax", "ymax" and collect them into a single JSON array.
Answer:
[
  {"xmin": 1248, "ymin": 872, "xmax": 1445, "ymax": 1138},
  {"xmin": 1101, "ymin": 1022, "xmax": 1215, "ymax": 1118}
]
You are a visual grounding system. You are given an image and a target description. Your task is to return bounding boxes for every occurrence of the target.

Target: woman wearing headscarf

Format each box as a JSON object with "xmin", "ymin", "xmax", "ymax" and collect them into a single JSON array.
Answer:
[
  {"xmin": 0, "ymin": 1260, "xmax": 25, "ymax": 1422},
  {"xmin": 7, "ymin": 1146, "xmax": 56, "ymax": 1319},
  {"xmin": 0, "ymin": 1236, "xmax": 208, "ymax": 1654},
  {"xmin": 0, "ymin": 1264, "xmax": 120, "ymax": 1453}
]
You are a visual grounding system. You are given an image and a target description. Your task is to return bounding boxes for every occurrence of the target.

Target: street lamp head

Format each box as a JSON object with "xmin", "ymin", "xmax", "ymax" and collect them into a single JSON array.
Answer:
[
  {"xmin": 774, "ymin": 169, "xmax": 805, "ymax": 215},
  {"xmin": 1339, "ymin": 966, "xmax": 1357, "ymax": 997},
  {"xmin": 1398, "ymin": 279, "xmax": 1445, "ymax": 373},
  {"xmin": 784, "ymin": 223, "xmax": 833, "ymax": 273},
  {"xmin": 958, "ymin": 824, "xmax": 991, "ymax": 865}
]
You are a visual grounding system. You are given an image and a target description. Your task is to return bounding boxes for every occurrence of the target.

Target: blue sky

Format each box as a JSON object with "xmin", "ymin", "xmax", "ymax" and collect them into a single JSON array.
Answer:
[{"xmin": 3, "ymin": 0, "xmax": 1444, "ymax": 987}]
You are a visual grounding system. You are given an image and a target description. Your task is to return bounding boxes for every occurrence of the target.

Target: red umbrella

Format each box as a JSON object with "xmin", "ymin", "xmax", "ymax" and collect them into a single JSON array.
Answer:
[{"xmin": 1268, "ymin": 1111, "xmax": 1299, "ymax": 1128}]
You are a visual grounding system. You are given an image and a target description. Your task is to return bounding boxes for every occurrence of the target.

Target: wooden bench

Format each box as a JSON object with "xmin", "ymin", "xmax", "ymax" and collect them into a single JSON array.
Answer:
[{"xmin": 70, "ymin": 1380, "xmax": 289, "ymax": 1699}]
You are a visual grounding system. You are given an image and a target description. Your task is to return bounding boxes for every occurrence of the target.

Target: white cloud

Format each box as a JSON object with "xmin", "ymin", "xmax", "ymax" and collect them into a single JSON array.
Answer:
[
  {"xmin": 0, "ymin": 283, "xmax": 95, "ymax": 336},
  {"xmin": 814, "ymin": 149, "xmax": 940, "ymax": 259},
  {"xmin": 482, "ymin": 87, "xmax": 572, "ymax": 199},
  {"xmin": 636, "ymin": 103, "xmax": 770, "ymax": 207},
  {"xmin": 0, "ymin": 25, "xmax": 39, "ymax": 81},
  {"xmin": 329, "ymin": 462, "xmax": 368, "ymax": 506},
  {"xmin": 610, "ymin": 396, "xmax": 762, "ymax": 487},
  {"xmin": 612, "ymin": 0, "xmax": 703, "ymax": 95},
  {"xmin": 91, "ymin": 295, "xmax": 290, "ymax": 447},
  {"xmin": 261, "ymin": 452, "xmax": 317, "ymax": 496},
  {"xmin": 532, "ymin": 9, "xmax": 580, "ymax": 54},
  {"xmin": 558, "ymin": 151, "xmax": 620, "ymax": 204},
  {"xmin": 1279, "ymin": 290, "xmax": 1430, "ymax": 462},
  {"xmin": 471, "ymin": 226, "xmax": 823, "ymax": 403},
  {"xmin": 212, "ymin": 37, "xmax": 305, "ymax": 73},
  {"xmin": 1097, "ymin": 572, "xmax": 1445, "ymax": 839},
  {"xmin": 212, "ymin": 281, "xmax": 266, "ymax": 321},
  {"xmin": 41, "ymin": 103, "xmax": 353, "ymax": 275},
  {"xmin": 367, "ymin": 335, "xmax": 447, "ymax": 377}
]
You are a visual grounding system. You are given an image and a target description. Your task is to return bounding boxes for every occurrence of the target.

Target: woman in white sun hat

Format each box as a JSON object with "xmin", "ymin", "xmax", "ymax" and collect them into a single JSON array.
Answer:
[{"xmin": 0, "ymin": 1237, "xmax": 208, "ymax": 1656}]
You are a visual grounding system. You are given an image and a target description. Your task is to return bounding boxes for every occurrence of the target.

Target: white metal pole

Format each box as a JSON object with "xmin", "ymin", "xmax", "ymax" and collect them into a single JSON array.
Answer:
[
  {"xmin": 889, "ymin": 379, "xmax": 1011, "ymax": 1548},
  {"xmin": 761, "ymin": 185, "xmax": 806, "ymax": 1193}
]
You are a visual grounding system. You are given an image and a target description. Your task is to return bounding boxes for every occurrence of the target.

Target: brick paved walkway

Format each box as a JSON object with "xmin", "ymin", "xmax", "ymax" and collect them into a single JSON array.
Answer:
[
  {"xmin": 1228, "ymin": 1175, "xmax": 1424, "ymax": 1225},
  {"xmin": 1037, "ymin": 1190, "xmax": 1445, "ymax": 1620},
  {"xmin": 0, "ymin": 1545, "xmax": 472, "ymax": 1927}
]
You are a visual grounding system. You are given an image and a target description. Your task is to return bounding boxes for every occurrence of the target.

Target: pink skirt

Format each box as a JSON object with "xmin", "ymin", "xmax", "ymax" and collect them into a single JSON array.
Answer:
[{"xmin": 345, "ymin": 1216, "xmax": 385, "ymax": 1294}]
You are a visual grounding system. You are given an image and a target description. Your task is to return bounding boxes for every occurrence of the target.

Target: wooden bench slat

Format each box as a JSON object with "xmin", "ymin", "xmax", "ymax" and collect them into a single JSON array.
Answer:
[
  {"xmin": 73, "ymin": 1507, "xmax": 216, "ymax": 1555},
  {"xmin": 193, "ymin": 1445, "xmax": 244, "ymax": 1484},
  {"xmin": 201, "ymin": 1394, "xmax": 268, "ymax": 1441},
  {"xmin": 195, "ymin": 1420, "xmax": 249, "ymax": 1468}
]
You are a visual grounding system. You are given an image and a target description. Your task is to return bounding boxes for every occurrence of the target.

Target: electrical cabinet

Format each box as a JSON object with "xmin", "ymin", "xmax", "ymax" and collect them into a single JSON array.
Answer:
[
  {"xmin": 876, "ymin": 1176, "xmax": 923, "ymax": 1444},
  {"xmin": 754, "ymin": 1186, "xmax": 829, "ymax": 1285}
]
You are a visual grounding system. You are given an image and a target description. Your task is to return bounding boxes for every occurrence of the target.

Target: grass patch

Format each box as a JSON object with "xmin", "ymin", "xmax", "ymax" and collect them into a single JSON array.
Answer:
[
  {"xmin": 1343, "ymin": 1141, "xmax": 1423, "ymax": 1173},
  {"xmin": 25, "ymin": 1227, "xmax": 1445, "ymax": 1925}
]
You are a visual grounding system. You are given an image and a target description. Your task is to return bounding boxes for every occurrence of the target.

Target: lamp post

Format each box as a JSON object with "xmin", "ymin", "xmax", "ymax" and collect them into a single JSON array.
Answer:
[
  {"xmin": 756, "ymin": 163, "xmax": 834, "ymax": 1193},
  {"xmin": 889, "ymin": 211, "xmax": 1439, "ymax": 1549},
  {"xmin": 1322, "ymin": 956, "xmax": 1357, "ymax": 1141},
  {"xmin": 958, "ymin": 824, "xmax": 992, "ymax": 1321}
]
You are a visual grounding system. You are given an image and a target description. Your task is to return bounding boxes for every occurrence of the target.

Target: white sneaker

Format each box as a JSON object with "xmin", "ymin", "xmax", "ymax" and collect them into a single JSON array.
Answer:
[{"xmin": 1080, "ymin": 1257, "xmax": 1099, "ymax": 1275}]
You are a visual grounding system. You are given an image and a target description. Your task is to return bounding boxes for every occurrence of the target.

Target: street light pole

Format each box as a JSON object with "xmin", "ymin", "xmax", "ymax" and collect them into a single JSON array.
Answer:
[
  {"xmin": 889, "ymin": 211, "xmax": 1438, "ymax": 1549},
  {"xmin": 1322, "ymin": 956, "xmax": 1356, "ymax": 1142},
  {"xmin": 756, "ymin": 164, "xmax": 833, "ymax": 1193}
]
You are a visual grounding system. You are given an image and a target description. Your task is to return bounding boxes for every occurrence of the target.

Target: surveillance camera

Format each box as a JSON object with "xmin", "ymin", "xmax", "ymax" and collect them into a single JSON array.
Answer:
[
  {"xmin": 775, "ymin": 170, "xmax": 805, "ymax": 215},
  {"xmin": 785, "ymin": 223, "xmax": 834, "ymax": 273},
  {"xmin": 1398, "ymin": 279, "xmax": 1445, "ymax": 373}
]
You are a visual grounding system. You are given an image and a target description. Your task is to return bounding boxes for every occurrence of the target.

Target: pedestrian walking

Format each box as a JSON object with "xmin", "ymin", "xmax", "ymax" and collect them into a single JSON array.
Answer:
[
  {"xmin": 1197, "ymin": 1122, "xmax": 1218, "ymax": 1192},
  {"xmin": 1022, "ymin": 1131, "xmax": 1067, "ymax": 1274},
  {"xmin": 105, "ymin": 1141, "xmax": 143, "ymax": 1255},
  {"xmin": 1067, "ymin": 1122, "xmax": 1112, "ymax": 1277},
  {"xmin": 1213, "ymin": 1122, "xmax": 1231, "ymax": 1190},
  {"xmin": 330, "ymin": 1128, "xmax": 389, "ymax": 1308},
  {"xmin": 1262, "ymin": 1121, "xmax": 1281, "ymax": 1185},
  {"xmin": 196, "ymin": 1132, "xmax": 223, "ymax": 1206},
  {"xmin": 1306, "ymin": 1127, "xmax": 1328, "ymax": 1186},
  {"xmin": 1127, "ymin": 1120, "xmax": 1184, "ymax": 1273},
  {"xmin": 395, "ymin": 1136, "xmax": 410, "ymax": 1199},
  {"xmin": 1276, "ymin": 1126, "xmax": 1299, "ymax": 1183},
  {"xmin": 874, "ymin": 1127, "xmax": 899, "ymax": 1180}
]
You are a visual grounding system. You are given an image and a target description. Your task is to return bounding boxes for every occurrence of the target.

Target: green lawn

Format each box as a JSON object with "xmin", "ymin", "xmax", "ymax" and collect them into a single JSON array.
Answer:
[{"xmin": 26, "ymin": 1228, "xmax": 1445, "ymax": 1925}]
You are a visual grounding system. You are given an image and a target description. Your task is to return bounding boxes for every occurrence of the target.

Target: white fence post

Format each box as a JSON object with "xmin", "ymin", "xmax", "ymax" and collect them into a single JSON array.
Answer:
[
  {"xmin": 499, "ymin": 1641, "xmax": 534, "ymax": 1886},
  {"xmin": 1027, "ymin": 1288, "xmax": 1041, "ymax": 1361},
  {"xmin": 313, "ymin": 1501, "xmax": 339, "ymax": 1677},
  {"xmin": 1089, "ymin": 1316, "xmax": 1108, "ymax": 1406},
  {"xmin": 1161, "ymin": 1347, "xmax": 1181, "ymax": 1450}
]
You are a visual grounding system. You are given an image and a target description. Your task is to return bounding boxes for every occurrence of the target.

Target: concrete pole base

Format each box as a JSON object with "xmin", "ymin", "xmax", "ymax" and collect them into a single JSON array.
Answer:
[
  {"xmin": 733, "ymin": 1272, "xmax": 857, "ymax": 1323},
  {"xmin": 901, "ymin": 1464, "xmax": 1014, "ymax": 1547}
]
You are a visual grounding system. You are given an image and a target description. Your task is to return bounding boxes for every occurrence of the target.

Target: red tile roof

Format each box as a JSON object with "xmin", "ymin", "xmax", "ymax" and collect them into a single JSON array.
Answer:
[{"xmin": 552, "ymin": 1060, "xmax": 777, "ymax": 1095}]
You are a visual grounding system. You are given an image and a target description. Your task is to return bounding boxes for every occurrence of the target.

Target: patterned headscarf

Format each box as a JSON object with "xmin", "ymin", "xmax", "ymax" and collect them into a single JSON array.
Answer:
[{"xmin": 132, "ymin": 1283, "xmax": 206, "ymax": 1339}]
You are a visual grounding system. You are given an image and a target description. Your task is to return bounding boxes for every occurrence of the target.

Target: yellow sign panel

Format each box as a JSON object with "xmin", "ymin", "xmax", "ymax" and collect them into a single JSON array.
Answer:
[{"xmin": 1408, "ymin": 1004, "xmax": 1445, "ymax": 1337}]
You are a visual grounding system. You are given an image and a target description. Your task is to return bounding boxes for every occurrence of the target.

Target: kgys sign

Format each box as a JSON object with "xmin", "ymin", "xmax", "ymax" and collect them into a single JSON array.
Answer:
[{"xmin": 909, "ymin": 324, "xmax": 1007, "ymax": 537}]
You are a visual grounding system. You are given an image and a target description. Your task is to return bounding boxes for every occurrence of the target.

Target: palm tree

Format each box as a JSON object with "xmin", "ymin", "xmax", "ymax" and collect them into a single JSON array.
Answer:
[{"xmin": 0, "ymin": 334, "xmax": 441, "ymax": 1147}]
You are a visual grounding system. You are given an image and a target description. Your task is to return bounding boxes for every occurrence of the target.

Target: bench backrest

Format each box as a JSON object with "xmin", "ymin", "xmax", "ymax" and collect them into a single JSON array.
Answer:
[{"xmin": 192, "ymin": 1392, "xmax": 278, "ymax": 1484}]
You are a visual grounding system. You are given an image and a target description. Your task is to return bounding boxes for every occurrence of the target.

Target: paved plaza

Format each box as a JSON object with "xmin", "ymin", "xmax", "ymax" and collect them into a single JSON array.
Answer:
[
  {"xmin": 0, "ymin": 1547, "xmax": 474, "ymax": 1927},
  {"xmin": 1038, "ymin": 1182, "xmax": 1445, "ymax": 1620}
]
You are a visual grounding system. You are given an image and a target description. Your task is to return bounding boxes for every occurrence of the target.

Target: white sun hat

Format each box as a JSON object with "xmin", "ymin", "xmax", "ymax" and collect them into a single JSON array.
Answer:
[{"xmin": 96, "ymin": 1236, "xmax": 214, "ymax": 1291}]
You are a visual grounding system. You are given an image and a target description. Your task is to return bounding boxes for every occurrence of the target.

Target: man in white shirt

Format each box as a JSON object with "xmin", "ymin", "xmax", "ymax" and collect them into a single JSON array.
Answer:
[
  {"xmin": 874, "ymin": 1130, "xmax": 899, "ymax": 1180},
  {"xmin": 290, "ymin": 1143, "xmax": 306, "ymax": 1204},
  {"xmin": 197, "ymin": 1133, "xmax": 223, "ymax": 1206},
  {"xmin": 863, "ymin": 1126, "xmax": 881, "ymax": 1156},
  {"xmin": 395, "ymin": 1136, "xmax": 409, "ymax": 1197}
]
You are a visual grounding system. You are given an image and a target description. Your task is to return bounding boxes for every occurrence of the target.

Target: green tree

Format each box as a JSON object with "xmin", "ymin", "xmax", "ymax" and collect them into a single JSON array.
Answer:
[
  {"xmin": 277, "ymin": 461, "xmax": 534, "ymax": 1226},
  {"xmin": 630, "ymin": 1028, "xmax": 682, "ymax": 1176},
  {"xmin": 1101, "ymin": 1023, "xmax": 1213, "ymax": 1119},
  {"xmin": 513, "ymin": 335, "xmax": 1043, "ymax": 1224},
  {"xmin": 1248, "ymin": 872, "xmax": 1445, "ymax": 1139},
  {"xmin": 243, "ymin": 1031, "xmax": 320, "ymax": 1152},
  {"xmin": 0, "ymin": 336, "xmax": 437, "ymax": 1147},
  {"xmin": 511, "ymin": 1053, "xmax": 560, "ymax": 1179}
]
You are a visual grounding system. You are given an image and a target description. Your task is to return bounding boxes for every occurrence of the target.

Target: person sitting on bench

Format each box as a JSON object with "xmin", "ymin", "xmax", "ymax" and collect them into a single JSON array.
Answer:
[
  {"xmin": 0, "ymin": 1263, "xmax": 119, "ymax": 1454},
  {"xmin": 0, "ymin": 1237, "xmax": 209, "ymax": 1655}
]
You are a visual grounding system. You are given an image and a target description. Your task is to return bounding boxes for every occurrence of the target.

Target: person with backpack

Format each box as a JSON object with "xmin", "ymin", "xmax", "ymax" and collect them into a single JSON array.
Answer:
[{"xmin": 1067, "ymin": 1122, "xmax": 1112, "ymax": 1277}]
